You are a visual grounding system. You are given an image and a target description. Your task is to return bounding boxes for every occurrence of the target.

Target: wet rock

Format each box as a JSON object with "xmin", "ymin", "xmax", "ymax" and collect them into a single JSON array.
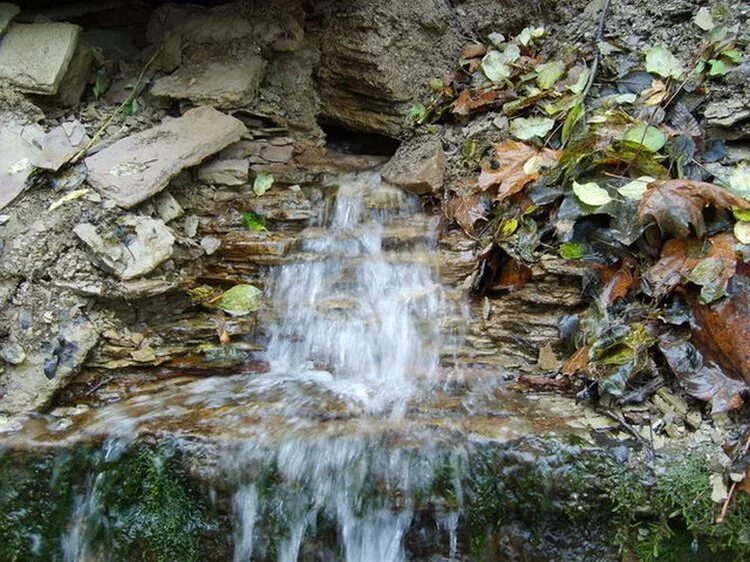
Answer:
[
  {"xmin": 151, "ymin": 50, "xmax": 266, "ymax": 109},
  {"xmin": 0, "ymin": 3, "xmax": 19, "ymax": 36},
  {"xmin": 85, "ymin": 106, "xmax": 246, "ymax": 208},
  {"xmin": 0, "ymin": 341, "xmax": 25, "ymax": 364},
  {"xmin": 0, "ymin": 22, "xmax": 81, "ymax": 95},
  {"xmin": 382, "ymin": 137, "xmax": 445, "ymax": 195},
  {"xmin": 50, "ymin": 41, "xmax": 94, "ymax": 108},
  {"xmin": 184, "ymin": 214, "xmax": 199, "ymax": 237},
  {"xmin": 197, "ymin": 158, "xmax": 249, "ymax": 186},
  {"xmin": 704, "ymin": 100, "xmax": 750, "ymax": 140},
  {"xmin": 74, "ymin": 215, "xmax": 175, "ymax": 280}
]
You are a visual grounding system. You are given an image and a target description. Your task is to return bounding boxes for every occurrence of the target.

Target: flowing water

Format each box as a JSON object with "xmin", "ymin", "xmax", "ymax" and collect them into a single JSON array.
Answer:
[{"xmin": 0, "ymin": 172, "xmax": 610, "ymax": 561}]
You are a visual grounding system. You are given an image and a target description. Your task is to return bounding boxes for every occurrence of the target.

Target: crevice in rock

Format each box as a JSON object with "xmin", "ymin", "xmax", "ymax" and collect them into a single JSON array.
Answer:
[{"xmin": 319, "ymin": 120, "xmax": 401, "ymax": 156}]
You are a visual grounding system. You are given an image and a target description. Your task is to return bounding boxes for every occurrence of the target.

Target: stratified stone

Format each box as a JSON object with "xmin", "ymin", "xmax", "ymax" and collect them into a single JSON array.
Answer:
[
  {"xmin": 382, "ymin": 137, "xmax": 445, "ymax": 195},
  {"xmin": 74, "ymin": 215, "xmax": 176, "ymax": 280},
  {"xmin": 85, "ymin": 106, "xmax": 246, "ymax": 208},
  {"xmin": 0, "ymin": 22, "xmax": 81, "ymax": 95},
  {"xmin": 0, "ymin": 3, "xmax": 20, "ymax": 36},
  {"xmin": 0, "ymin": 121, "xmax": 45, "ymax": 210},
  {"xmin": 34, "ymin": 121, "xmax": 89, "ymax": 172},
  {"xmin": 51, "ymin": 41, "xmax": 94, "ymax": 107},
  {"xmin": 151, "ymin": 53, "xmax": 266, "ymax": 109},
  {"xmin": 198, "ymin": 158, "xmax": 249, "ymax": 186}
]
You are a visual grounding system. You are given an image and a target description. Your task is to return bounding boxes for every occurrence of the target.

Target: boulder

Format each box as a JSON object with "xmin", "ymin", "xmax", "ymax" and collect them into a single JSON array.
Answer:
[
  {"xmin": 0, "ymin": 22, "xmax": 81, "ymax": 95},
  {"xmin": 74, "ymin": 215, "xmax": 175, "ymax": 280},
  {"xmin": 198, "ymin": 158, "xmax": 249, "ymax": 186},
  {"xmin": 382, "ymin": 137, "xmax": 445, "ymax": 195},
  {"xmin": 85, "ymin": 106, "xmax": 246, "ymax": 208},
  {"xmin": 0, "ymin": 3, "xmax": 19, "ymax": 36},
  {"xmin": 151, "ymin": 52, "xmax": 266, "ymax": 109}
]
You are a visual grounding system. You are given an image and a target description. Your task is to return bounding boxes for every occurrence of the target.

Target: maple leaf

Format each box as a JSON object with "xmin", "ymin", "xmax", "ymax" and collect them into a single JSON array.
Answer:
[
  {"xmin": 645, "ymin": 232, "xmax": 738, "ymax": 303},
  {"xmin": 639, "ymin": 179, "xmax": 750, "ymax": 238},
  {"xmin": 444, "ymin": 193, "xmax": 486, "ymax": 235},
  {"xmin": 477, "ymin": 140, "xmax": 559, "ymax": 201}
]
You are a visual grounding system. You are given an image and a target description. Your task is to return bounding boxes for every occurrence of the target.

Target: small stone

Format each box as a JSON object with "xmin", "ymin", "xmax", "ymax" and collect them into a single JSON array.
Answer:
[
  {"xmin": 0, "ymin": 341, "xmax": 25, "ymax": 364},
  {"xmin": 50, "ymin": 404, "xmax": 90, "ymax": 417},
  {"xmin": 197, "ymin": 158, "xmax": 249, "ymax": 186},
  {"xmin": 200, "ymin": 235, "xmax": 221, "ymax": 255},
  {"xmin": 0, "ymin": 22, "xmax": 81, "ymax": 95},
  {"xmin": 184, "ymin": 214, "xmax": 199, "ymax": 237},
  {"xmin": 537, "ymin": 343, "xmax": 561, "ymax": 371},
  {"xmin": 44, "ymin": 356, "xmax": 59, "ymax": 379},
  {"xmin": 49, "ymin": 418, "xmax": 73, "ymax": 431},
  {"xmin": 382, "ymin": 137, "xmax": 445, "ymax": 195},
  {"xmin": 0, "ymin": 415, "xmax": 22, "ymax": 433},
  {"xmin": 74, "ymin": 215, "xmax": 176, "ymax": 280},
  {"xmin": 260, "ymin": 144, "xmax": 294, "ymax": 163},
  {"xmin": 685, "ymin": 410, "xmax": 702, "ymax": 430},
  {"xmin": 130, "ymin": 332, "xmax": 145, "ymax": 346},
  {"xmin": 153, "ymin": 191, "xmax": 183, "ymax": 223},
  {"xmin": 710, "ymin": 473, "xmax": 728, "ymax": 503},
  {"xmin": 704, "ymin": 100, "xmax": 750, "ymax": 128},
  {"xmin": 130, "ymin": 346, "xmax": 156, "ymax": 363},
  {"xmin": 33, "ymin": 121, "xmax": 90, "ymax": 171}
]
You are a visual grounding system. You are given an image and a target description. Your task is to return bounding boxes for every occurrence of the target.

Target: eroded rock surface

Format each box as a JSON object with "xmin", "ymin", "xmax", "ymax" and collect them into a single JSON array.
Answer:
[{"xmin": 382, "ymin": 136, "xmax": 445, "ymax": 195}]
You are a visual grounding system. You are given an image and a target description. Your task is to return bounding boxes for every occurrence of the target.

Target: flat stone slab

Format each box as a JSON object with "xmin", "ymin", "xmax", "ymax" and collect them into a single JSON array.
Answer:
[
  {"xmin": 151, "ymin": 54, "xmax": 266, "ymax": 109},
  {"xmin": 0, "ymin": 22, "xmax": 80, "ymax": 94},
  {"xmin": 0, "ymin": 121, "xmax": 44, "ymax": 210},
  {"xmin": 85, "ymin": 106, "xmax": 246, "ymax": 208},
  {"xmin": 0, "ymin": 3, "xmax": 20, "ymax": 36}
]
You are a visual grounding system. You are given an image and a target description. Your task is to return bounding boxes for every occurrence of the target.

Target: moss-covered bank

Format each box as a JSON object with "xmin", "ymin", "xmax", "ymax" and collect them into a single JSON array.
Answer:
[{"xmin": 1, "ymin": 437, "xmax": 748, "ymax": 561}]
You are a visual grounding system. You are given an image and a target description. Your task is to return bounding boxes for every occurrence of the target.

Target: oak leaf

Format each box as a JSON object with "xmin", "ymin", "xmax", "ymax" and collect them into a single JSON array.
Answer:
[
  {"xmin": 477, "ymin": 140, "xmax": 559, "ymax": 201},
  {"xmin": 639, "ymin": 179, "xmax": 750, "ymax": 238}
]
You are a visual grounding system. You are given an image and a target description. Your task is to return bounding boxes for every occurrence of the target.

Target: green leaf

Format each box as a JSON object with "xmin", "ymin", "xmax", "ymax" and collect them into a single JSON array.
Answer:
[
  {"xmin": 561, "ymin": 101, "xmax": 584, "ymax": 146},
  {"xmin": 242, "ymin": 211, "xmax": 267, "ymax": 232},
  {"xmin": 481, "ymin": 51, "xmax": 511, "ymax": 82},
  {"xmin": 510, "ymin": 116, "xmax": 555, "ymax": 141},
  {"xmin": 734, "ymin": 222, "xmax": 750, "ymax": 244},
  {"xmin": 721, "ymin": 49, "xmax": 743, "ymax": 64},
  {"xmin": 93, "ymin": 68, "xmax": 111, "ymax": 100},
  {"xmin": 617, "ymin": 176, "xmax": 654, "ymax": 200},
  {"xmin": 501, "ymin": 43, "xmax": 521, "ymax": 63},
  {"xmin": 733, "ymin": 209, "xmax": 750, "ymax": 221},
  {"xmin": 516, "ymin": 26, "xmax": 545, "ymax": 47},
  {"xmin": 644, "ymin": 44, "xmax": 684, "ymax": 79},
  {"xmin": 708, "ymin": 59, "xmax": 728, "ymax": 76},
  {"xmin": 568, "ymin": 67, "xmax": 590, "ymax": 95},
  {"xmin": 216, "ymin": 284, "xmax": 262, "ymax": 316},
  {"xmin": 408, "ymin": 103, "xmax": 428, "ymax": 123},
  {"xmin": 559, "ymin": 242, "xmax": 584, "ymax": 259},
  {"xmin": 687, "ymin": 258, "xmax": 728, "ymax": 304},
  {"xmin": 623, "ymin": 124, "xmax": 667, "ymax": 152},
  {"xmin": 253, "ymin": 171, "xmax": 274, "ymax": 196},
  {"xmin": 535, "ymin": 61, "xmax": 565, "ymax": 90},
  {"xmin": 572, "ymin": 180, "xmax": 612, "ymax": 206}
]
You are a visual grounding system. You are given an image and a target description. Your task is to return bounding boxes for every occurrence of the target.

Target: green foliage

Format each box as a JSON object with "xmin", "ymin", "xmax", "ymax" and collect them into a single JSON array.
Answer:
[{"xmin": 242, "ymin": 210, "xmax": 267, "ymax": 232}]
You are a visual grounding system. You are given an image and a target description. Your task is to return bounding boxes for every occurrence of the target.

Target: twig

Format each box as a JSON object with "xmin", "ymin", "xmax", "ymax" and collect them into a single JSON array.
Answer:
[
  {"xmin": 70, "ymin": 45, "xmax": 163, "ymax": 164},
  {"xmin": 602, "ymin": 407, "xmax": 655, "ymax": 459},
  {"xmin": 717, "ymin": 431, "xmax": 750, "ymax": 523},
  {"xmin": 581, "ymin": 0, "xmax": 612, "ymax": 101}
]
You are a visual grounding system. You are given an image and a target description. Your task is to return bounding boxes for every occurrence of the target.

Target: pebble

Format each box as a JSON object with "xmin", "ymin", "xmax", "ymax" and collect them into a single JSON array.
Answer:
[
  {"xmin": 184, "ymin": 214, "xmax": 199, "ymax": 237},
  {"xmin": 0, "ymin": 341, "xmax": 26, "ymax": 364}
]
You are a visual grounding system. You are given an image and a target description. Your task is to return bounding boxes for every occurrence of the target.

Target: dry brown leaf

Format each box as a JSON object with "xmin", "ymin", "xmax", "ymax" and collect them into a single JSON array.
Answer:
[
  {"xmin": 645, "ymin": 233, "xmax": 738, "ymax": 300},
  {"xmin": 594, "ymin": 258, "xmax": 638, "ymax": 305},
  {"xmin": 462, "ymin": 44, "xmax": 488, "ymax": 59},
  {"xmin": 477, "ymin": 140, "xmax": 559, "ymax": 201},
  {"xmin": 561, "ymin": 345, "xmax": 590, "ymax": 376},
  {"xmin": 444, "ymin": 193, "xmax": 486, "ymax": 235},
  {"xmin": 639, "ymin": 179, "xmax": 750, "ymax": 238},
  {"xmin": 495, "ymin": 256, "xmax": 532, "ymax": 291},
  {"xmin": 452, "ymin": 88, "xmax": 512, "ymax": 116}
]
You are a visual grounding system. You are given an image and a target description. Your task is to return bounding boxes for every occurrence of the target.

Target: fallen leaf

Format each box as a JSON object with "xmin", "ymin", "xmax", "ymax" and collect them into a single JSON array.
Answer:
[
  {"xmin": 462, "ymin": 44, "xmax": 488, "ymax": 59},
  {"xmin": 445, "ymin": 193, "xmax": 486, "ymax": 235},
  {"xmin": 572, "ymin": 180, "xmax": 612, "ymax": 206},
  {"xmin": 481, "ymin": 51, "xmax": 511, "ymax": 82},
  {"xmin": 669, "ymin": 103, "xmax": 702, "ymax": 138},
  {"xmin": 561, "ymin": 100, "xmax": 585, "ymax": 145},
  {"xmin": 623, "ymin": 124, "xmax": 667, "ymax": 152},
  {"xmin": 596, "ymin": 258, "xmax": 638, "ymax": 305},
  {"xmin": 728, "ymin": 164, "xmax": 750, "ymax": 200},
  {"xmin": 644, "ymin": 44, "xmax": 684, "ymax": 79},
  {"xmin": 639, "ymin": 179, "xmax": 750, "ymax": 238},
  {"xmin": 658, "ymin": 333, "xmax": 745, "ymax": 413},
  {"xmin": 253, "ymin": 171, "xmax": 274, "ymax": 196},
  {"xmin": 537, "ymin": 342, "xmax": 561, "ymax": 371},
  {"xmin": 645, "ymin": 233, "xmax": 738, "ymax": 302},
  {"xmin": 535, "ymin": 60, "xmax": 565, "ymax": 90},
  {"xmin": 734, "ymin": 222, "xmax": 750, "ymax": 244},
  {"xmin": 517, "ymin": 25, "xmax": 545, "ymax": 47},
  {"xmin": 477, "ymin": 140, "xmax": 558, "ymax": 200},
  {"xmin": 452, "ymin": 88, "xmax": 512, "ymax": 116},
  {"xmin": 48, "ymin": 188, "xmax": 90, "ymax": 211},
  {"xmin": 690, "ymin": 272, "xmax": 750, "ymax": 384},
  {"xmin": 559, "ymin": 242, "xmax": 584, "ymax": 259},
  {"xmin": 510, "ymin": 116, "xmax": 556, "ymax": 141},
  {"xmin": 216, "ymin": 284, "xmax": 262, "ymax": 316},
  {"xmin": 495, "ymin": 256, "xmax": 532, "ymax": 290},
  {"xmin": 618, "ymin": 176, "xmax": 654, "ymax": 200},
  {"xmin": 694, "ymin": 7, "xmax": 715, "ymax": 31},
  {"xmin": 561, "ymin": 345, "xmax": 590, "ymax": 375},
  {"xmin": 639, "ymin": 79, "xmax": 667, "ymax": 106}
]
